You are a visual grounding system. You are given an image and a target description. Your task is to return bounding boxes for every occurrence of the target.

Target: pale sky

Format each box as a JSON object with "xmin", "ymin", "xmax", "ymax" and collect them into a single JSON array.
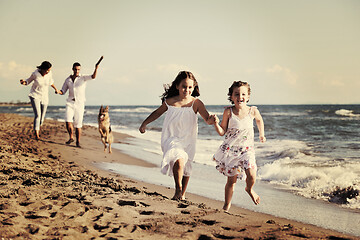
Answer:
[{"xmin": 0, "ymin": 0, "xmax": 359, "ymax": 106}]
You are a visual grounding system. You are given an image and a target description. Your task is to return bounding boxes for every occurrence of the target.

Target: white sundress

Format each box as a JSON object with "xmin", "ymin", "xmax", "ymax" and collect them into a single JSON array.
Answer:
[
  {"xmin": 213, "ymin": 106, "xmax": 257, "ymax": 180},
  {"xmin": 161, "ymin": 99, "xmax": 198, "ymax": 177}
]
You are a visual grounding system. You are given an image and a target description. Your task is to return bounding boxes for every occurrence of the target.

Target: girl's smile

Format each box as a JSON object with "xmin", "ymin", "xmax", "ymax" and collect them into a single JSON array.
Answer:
[
  {"xmin": 231, "ymin": 86, "xmax": 249, "ymax": 106},
  {"xmin": 177, "ymin": 78, "xmax": 194, "ymax": 98}
]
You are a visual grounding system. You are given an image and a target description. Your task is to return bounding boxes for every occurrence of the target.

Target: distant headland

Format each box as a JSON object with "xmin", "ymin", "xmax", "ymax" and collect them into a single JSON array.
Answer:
[{"xmin": 0, "ymin": 101, "xmax": 31, "ymax": 106}]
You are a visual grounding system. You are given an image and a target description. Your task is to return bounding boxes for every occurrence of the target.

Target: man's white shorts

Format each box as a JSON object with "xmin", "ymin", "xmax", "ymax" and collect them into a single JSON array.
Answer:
[{"xmin": 65, "ymin": 101, "xmax": 85, "ymax": 128}]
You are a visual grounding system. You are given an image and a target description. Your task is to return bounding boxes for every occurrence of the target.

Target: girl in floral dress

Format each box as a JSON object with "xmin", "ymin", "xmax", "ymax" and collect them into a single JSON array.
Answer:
[{"xmin": 212, "ymin": 81, "xmax": 266, "ymax": 211}]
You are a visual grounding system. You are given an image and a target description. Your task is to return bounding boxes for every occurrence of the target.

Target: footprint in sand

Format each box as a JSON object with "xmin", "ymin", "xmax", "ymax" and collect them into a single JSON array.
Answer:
[
  {"xmin": 94, "ymin": 223, "xmax": 109, "ymax": 231},
  {"xmin": 81, "ymin": 226, "xmax": 89, "ymax": 233},
  {"xmin": 175, "ymin": 221, "xmax": 197, "ymax": 227},
  {"xmin": 139, "ymin": 210, "xmax": 155, "ymax": 215},
  {"xmin": 266, "ymin": 219, "xmax": 276, "ymax": 224},
  {"xmin": 93, "ymin": 213, "xmax": 104, "ymax": 221},
  {"xmin": 139, "ymin": 201, "xmax": 150, "ymax": 207},
  {"xmin": 181, "ymin": 210, "xmax": 190, "ymax": 214},
  {"xmin": 221, "ymin": 226, "xmax": 246, "ymax": 233},
  {"xmin": 144, "ymin": 191, "xmax": 169, "ymax": 199},
  {"xmin": 117, "ymin": 200, "xmax": 138, "ymax": 207},
  {"xmin": 213, "ymin": 233, "xmax": 236, "ymax": 239},
  {"xmin": 19, "ymin": 201, "xmax": 33, "ymax": 206},
  {"xmin": 124, "ymin": 186, "xmax": 141, "ymax": 194},
  {"xmin": 1, "ymin": 218, "xmax": 14, "ymax": 226},
  {"xmin": 25, "ymin": 212, "xmax": 48, "ymax": 219},
  {"xmin": 200, "ymin": 219, "xmax": 218, "ymax": 226},
  {"xmin": 26, "ymin": 224, "xmax": 40, "ymax": 234},
  {"xmin": 177, "ymin": 203, "xmax": 189, "ymax": 208},
  {"xmin": 198, "ymin": 235, "xmax": 213, "ymax": 240}
]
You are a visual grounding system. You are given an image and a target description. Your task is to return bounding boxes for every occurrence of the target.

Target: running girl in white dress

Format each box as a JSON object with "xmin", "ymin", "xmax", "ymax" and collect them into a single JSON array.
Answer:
[
  {"xmin": 139, "ymin": 71, "xmax": 214, "ymax": 200},
  {"xmin": 212, "ymin": 81, "xmax": 266, "ymax": 211}
]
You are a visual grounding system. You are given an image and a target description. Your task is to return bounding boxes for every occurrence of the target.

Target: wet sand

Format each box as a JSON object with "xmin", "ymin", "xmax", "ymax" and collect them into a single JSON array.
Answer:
[{"xmin": 0, "ymin": 113, "xmax": 356, "ymax": 239}]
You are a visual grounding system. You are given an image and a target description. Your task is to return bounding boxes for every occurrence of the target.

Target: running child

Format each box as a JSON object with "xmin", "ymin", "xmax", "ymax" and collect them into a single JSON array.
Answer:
[
  {"xmin": 212, "ymin": 81, "xmax": 266, "ymax": 211},
  {"xmin": 139, "ymin": 71, "xmax": 214, "ymax": 200}
]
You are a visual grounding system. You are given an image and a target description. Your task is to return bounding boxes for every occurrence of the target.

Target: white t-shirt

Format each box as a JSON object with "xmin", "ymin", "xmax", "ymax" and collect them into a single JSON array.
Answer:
[
  {"xmin": 26, "ymin": 69, "xmax": 54, "ymax": 105},
  {"xmin": 61, "ymin": 75, "xmax": 93, "ymax": 104}
]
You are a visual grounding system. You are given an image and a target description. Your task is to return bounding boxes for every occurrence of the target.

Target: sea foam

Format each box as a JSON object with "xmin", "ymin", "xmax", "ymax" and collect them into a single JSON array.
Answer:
[{"xmin": 335, "ymin": 109, "xmax": 360, "ymax": 118}]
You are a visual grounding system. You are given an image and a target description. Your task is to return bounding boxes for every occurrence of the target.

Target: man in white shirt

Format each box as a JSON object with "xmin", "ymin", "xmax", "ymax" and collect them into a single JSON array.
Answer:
[{"xmin": 59, "ymin": 56, "xmax": 103, "ymax": 147}]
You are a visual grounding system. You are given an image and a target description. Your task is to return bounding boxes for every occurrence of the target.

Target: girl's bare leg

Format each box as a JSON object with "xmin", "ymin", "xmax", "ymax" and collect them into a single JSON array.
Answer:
[
  {"xmin": 172, "ymin": 158, "xmax": 185, "ymax": 200},
  {"xmin": 223, "ymin": 175, "xmax": 238, "ymax": 211},
  {"xmin": 181, "ymin": 176, "xmax": 190, "ymax": 200},
  {"xmin": 245, "ymin": 168, "xmax": 260, "ymax": 205}
]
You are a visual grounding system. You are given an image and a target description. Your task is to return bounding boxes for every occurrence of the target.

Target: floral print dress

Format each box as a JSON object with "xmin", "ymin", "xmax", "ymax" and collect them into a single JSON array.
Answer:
[{"xmin": 213, "ymin": 106, "xmax": 257, "ymax": 180}]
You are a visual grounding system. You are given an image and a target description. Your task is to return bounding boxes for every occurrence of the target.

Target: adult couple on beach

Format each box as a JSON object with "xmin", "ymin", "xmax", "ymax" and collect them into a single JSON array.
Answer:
[
  {"xmin": 139, "ymin": 71, "xmax": 266, "ymax": 212},
  {"xmin": 20, "ymin": 56, "xmax": 103, "ymax": 147}
]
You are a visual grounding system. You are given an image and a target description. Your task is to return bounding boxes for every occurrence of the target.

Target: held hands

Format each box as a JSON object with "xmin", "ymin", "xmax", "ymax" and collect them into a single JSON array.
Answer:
[
  {"xmin": 208, "ymin": 114, "xmax": 219, "ymax": 125},
  {"xmin": 56, "ymin": 90, "xmax": 64, "ymax": 95}
]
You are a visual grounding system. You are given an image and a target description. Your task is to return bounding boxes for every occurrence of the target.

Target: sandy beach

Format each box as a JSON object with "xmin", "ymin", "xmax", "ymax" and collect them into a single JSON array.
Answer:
[{"xmin": 0, "ymin": 113, "xmax": 357, "ymax": 240}]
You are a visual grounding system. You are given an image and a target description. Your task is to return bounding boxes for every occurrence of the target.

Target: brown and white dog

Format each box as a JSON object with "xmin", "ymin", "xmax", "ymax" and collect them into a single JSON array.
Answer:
[{"xmin": 98, "ymin": 105, "xmax": 114, "ymax": 153}]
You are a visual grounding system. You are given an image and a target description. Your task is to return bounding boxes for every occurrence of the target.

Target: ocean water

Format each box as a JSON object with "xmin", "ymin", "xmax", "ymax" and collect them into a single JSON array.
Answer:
[{"xmin": 2, "ymin": 104, "xmax": 360, "ymax": 236}]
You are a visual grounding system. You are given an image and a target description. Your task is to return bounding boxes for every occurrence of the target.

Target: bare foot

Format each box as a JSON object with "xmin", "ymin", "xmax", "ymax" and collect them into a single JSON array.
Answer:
[
  {"xmin": 245, "ymin": 187, "xmax": 260, "ymax": 205},
  {"xmin": 171, "ymin": 194, "xmax": 182, "ymax": 201},
  {"xmin": 171, "ymin": 189, "xmax": 183, "ymax": 200},
  {"xmin": 222, "ymin": 203, "xmax": 231, "ymax": 212},
  {"xmin": 34, "ymin": 130, "xmax": 41, "ymax": 140}
]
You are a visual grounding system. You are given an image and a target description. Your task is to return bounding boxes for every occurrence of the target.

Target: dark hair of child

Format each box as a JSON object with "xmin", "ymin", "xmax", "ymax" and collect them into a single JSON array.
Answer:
[
  {"xmin": 161, "ymin": 71, "xmax": 200, "ymax": 102},
  {"xmin": 227, "ymin": 81, "xmax": 251, "ymax": 104}
]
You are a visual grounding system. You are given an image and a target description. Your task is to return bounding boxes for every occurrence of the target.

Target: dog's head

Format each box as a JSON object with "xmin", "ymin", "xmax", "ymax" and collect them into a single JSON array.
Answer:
[{"xmin": 98, "ymin": 105, "xmax": 109, "ymax": 121}]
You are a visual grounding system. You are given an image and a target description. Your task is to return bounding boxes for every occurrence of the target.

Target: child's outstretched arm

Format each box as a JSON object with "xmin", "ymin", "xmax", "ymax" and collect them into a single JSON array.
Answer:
[
  {"xmin": 194, "ymin": 99, "xmax": 214, "ymax": 125},
  {"xmin": 254, "ymin": 108, "xmax": 266, "ymax": 142},
  {"xmin": 213, "ymin": 108, "xmax": 231, "ymax": 136},
  {"xmin": 139, "ymin": 102, "xmax": 167, "ymax": 133}
]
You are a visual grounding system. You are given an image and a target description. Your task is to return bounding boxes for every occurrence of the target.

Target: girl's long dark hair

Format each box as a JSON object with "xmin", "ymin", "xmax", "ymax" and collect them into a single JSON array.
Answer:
[{"xmin": 161, "ymin": 71, "xmax": 200, "ymax": 102}]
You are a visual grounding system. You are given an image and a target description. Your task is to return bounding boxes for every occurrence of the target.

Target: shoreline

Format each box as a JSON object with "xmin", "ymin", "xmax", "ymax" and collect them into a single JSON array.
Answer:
[
  {"xmin": 97, "ymin": 157, "xmax": 360, "ymax": 237},
  {"xmin": 0, "ymin": 113, "xmax": 357, "ymax": 239}
]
